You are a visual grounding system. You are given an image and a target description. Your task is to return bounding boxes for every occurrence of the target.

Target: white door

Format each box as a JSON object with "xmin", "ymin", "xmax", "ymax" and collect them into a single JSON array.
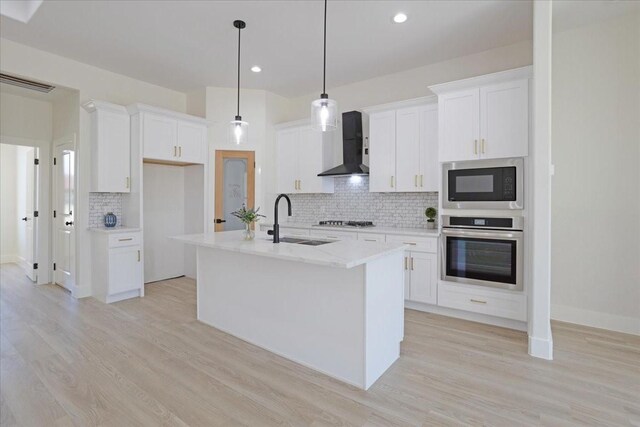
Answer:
[
  {"xmin": 480, "ymin": 79, "xmax": 529, "ymax": 159},
  {"xmin": 419, "ymin": 105, "xmax": 439, "ymax": 192},
  {"xmin": 20, "ymin": 147, "xmax": 38, "ymax": 281},
  {"xmin": 369, "ymin": 110, "xmax": 396, "ymax": 192},
  {"xmin": 409, "ymin": 252, "xmax": 437, "ymax": 305},
  {"xmin": 438, "ymin": 89, "xmax": 480, "ymax": 162},
  {"xmin": 142, "ymin": 112, "xmax": 178, "ymax": 161},
  {"xmin": 109, "ymin": 246, "xmax": 143, "ymax": 294},
  {"xmin": 177, "ymin": 121, "xmax": 206, "ymax": 164},
  {"xmin": 53, "ymin": 137, "xmax": 76, "ymax": 291},
  {"xmin": 276, "ymin": 128, "xmax": 299, "ymax": 194},
  {"xmin": 395, "ymin": 107, "xmax": 421, "ymax": 192}
]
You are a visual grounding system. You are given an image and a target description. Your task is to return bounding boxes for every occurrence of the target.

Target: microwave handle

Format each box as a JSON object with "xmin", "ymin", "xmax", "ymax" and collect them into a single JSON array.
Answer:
[{"xmin": 441, "ymin": 228, "xmax": 523, "ymax": 239}]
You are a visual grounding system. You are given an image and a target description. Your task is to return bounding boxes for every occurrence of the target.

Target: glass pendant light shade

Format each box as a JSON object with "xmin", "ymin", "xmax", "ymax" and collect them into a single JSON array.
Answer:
[
  {"xmin": 311, "ymin": 95, "xmax": 338, "ymax": 132},
  {"xmin": 229, "ymin": 115, "xmax": 248, "ymax": 145}
]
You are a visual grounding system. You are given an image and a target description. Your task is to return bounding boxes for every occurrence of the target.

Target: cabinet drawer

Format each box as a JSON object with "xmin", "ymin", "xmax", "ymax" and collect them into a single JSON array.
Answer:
[
  {"xmin": 309, "ymin": 230, "xmax": 357, "ymax": 241},
  {"xmin": 108, "ymin": 233, "xmax": 141, "ymax": 248},
  {"xmin": 281, "ymin": 227, "xmax": 310, "ymax": 237},
  {"xmin": 438, "ymin": 282, "xmax": 526, "ymax": 321},
  {"xmin": 357, "ymin": 233, "xmax": 386, "ymax": 243},
  {"xmin": 386, "ymin": 235, "xmax": 437, "ymax": 253}
]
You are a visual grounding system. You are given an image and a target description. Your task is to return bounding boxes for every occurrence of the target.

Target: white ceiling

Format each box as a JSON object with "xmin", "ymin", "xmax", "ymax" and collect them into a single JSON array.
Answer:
[{"xmin": 0, "ymin": 0, "xmax": 535, "ymax": 97}]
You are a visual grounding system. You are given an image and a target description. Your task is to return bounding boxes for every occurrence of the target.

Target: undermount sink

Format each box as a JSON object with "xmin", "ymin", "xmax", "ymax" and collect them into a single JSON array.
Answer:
[{"xmin": 279, "ymin": 237, "xmax": 334, "ymax": 246}]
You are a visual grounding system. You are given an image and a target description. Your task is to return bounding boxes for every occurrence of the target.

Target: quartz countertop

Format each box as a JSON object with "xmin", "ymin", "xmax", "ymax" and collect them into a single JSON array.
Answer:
[
  {"xmin": 260, "ymin": 222, "xmax": 440, "ymax": 237},
  {"xmin": 173, "ymin": 230, "xmax": 407, "ymax": 269},
  {"xmin": 88, "ymin": 226, "xmax": 141, "ymax": 234}
]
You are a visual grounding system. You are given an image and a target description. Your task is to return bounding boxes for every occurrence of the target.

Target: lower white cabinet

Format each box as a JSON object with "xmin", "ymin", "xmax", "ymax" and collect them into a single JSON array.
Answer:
[
  {"xmin": 404, "ymin": 251, "xmax": 437, "ymax": 305},
  {"xmin": 92, "ymin": 230, "xmax": 143, "ymax": 303},
  {"xmin": 438, "ymin": 282, "xmax": 526, "ymax": 322},
  {"xmin": 280, "ymin": 227, "xmax": 310, "ymax": 238},
  {"xmin": 310, "ymin": 230, "xmax": 358, "ymax": 241}
]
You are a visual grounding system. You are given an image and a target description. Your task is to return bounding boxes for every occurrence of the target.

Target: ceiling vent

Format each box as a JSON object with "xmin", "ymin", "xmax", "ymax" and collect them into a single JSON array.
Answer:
[{"xmin": 0, "ymin": 73, "xmax": 55, "ymax": 93}]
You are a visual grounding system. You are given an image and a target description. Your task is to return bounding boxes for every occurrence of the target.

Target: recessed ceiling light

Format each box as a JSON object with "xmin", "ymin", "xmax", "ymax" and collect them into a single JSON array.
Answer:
[
  {"xmin": 393, "ymin": 13, "xmax": 407, "ymax": 24},
  {"xmin": 251, "ymin": 66, "xmax": 262, "ymax": 73}
]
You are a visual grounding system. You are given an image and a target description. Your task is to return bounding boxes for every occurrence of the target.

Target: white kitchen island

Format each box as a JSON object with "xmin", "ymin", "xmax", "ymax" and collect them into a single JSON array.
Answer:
[{"xmin": 174, "ymin": 230, "xmax": 406, "ymax": 390}]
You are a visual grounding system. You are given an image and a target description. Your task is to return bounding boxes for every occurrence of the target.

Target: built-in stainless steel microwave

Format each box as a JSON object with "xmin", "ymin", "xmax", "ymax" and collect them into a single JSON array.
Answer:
[{"xmin": 443, "ymin": 158, "xmax": 523, "ymax": 210}]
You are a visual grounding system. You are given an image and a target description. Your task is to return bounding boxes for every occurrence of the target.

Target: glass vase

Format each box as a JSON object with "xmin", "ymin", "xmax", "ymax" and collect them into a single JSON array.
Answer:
[{"xmin": 243, "ymin": 223, "xmax": 255, "ymax": 240}]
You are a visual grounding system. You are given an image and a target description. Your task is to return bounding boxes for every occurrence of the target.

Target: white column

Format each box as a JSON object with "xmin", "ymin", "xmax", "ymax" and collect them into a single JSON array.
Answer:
[{"xmin": 529, "ymin": 0, "xmax": 553, "ymax": 360}]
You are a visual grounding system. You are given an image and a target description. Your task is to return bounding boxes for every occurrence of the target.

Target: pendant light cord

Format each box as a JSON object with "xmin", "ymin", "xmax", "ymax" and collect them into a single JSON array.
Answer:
[
  {"xmin": 237, "ymin": 24, "xmax": 241, "ymax": 117},
  {"xmin": 322, "ymin": 0, "xmax": 327, "ymax": 95}
]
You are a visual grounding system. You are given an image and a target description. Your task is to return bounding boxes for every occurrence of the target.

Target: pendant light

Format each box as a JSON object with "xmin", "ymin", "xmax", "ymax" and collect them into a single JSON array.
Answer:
[
  {"xmin": 230, "ymin": 20, "xmax": 248, "ymax": 145},
  {"xmin": 310, "ymin": 0, "xmax": 338, "ymax": 132}
]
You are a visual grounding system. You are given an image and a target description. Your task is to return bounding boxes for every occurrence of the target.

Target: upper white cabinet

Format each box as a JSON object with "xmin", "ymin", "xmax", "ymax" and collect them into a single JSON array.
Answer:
[
  {"xmin": 430, "ymin": 67, "xmax": 531, "ymax": 162},
  {"xmin": 128, "ymin": 104, "xmax": 208, "ymax": 165},
  {"xmin": 368, "ymin": 100, "xmax": 438, "ymax": 193},
  {"xmin": 275, "ymin": 123, "xmax": 334, "ymax": 194},
  {"xmin": 83, "ymin": 100, "xmax": 131, "ymax": 193}
]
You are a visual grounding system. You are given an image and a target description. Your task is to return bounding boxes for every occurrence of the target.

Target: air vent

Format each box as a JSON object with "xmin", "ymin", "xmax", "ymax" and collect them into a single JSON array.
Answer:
[{"xmin": 0, "ymin": 73, "xmax": 55, "ymax": 93}]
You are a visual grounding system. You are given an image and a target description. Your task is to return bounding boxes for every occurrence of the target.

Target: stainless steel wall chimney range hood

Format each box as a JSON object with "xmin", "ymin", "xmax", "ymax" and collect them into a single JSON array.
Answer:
[{"xmin": 317, "ymin": 111, "xmax": 369, "ymax": 177}]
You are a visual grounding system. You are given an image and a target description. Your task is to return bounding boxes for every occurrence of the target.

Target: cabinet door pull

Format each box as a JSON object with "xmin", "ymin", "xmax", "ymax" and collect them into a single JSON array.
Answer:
[
  {"xmin": 363, "ymin": 239, "xmax": 376, "ymax": 242},
  {"xmin": 390, "ymin": 176, "xmax": 394, "ymax": 188},
  {"xmin": 474, "ymin": 139, "xmax": 478, "ymax": 155},
  {"xmin": 470, "ymin": 299, "xmax": 487, "ymax": 304},
  {"xmin": 179, "ymin": 146, "xmax": 182, "ymax": 157},
  {"xmin": 137, "ymin": 250, "xmax": 141, "ymax": 262},
  {"xmin": 298, "ymin": 180, "xmax": 301, "ymax": 191},
  {"xmin": 481, "ymin": 139, "xmax": 485, "ymax": 154},
  {"xmin": 404, "ymin": 257, "xmax": 408, "ymax": 270},
  {"xmin": 118, "ymin": 238, "xmax": 133, "ymax": 242},
  {"xmin": 420, "ymin": 175, "xmax": 423, "ymax": 187},
  {"xmin": 174, "ymin": 146, "xmax": 177, "ymax": 157},
  {"xmin": 414, "ymin": 175, "xmax": 418, "ymax": 187},
  {"xmin": 403, "ymin": 242, "xmax": 417, "ymax": 246},
  {"xmin": 410, "ymin": 257, "xmax": 414, "ymax": 270}
]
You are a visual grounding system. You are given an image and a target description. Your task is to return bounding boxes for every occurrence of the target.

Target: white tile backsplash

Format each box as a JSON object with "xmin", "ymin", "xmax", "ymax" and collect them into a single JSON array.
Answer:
[
  {"xmin": 89, "ymin": 193, "xmax": 123, "ymax": 228},
  {"xmin": 286, "ymin": 177, "xmax": 438, "ymax": 229}
]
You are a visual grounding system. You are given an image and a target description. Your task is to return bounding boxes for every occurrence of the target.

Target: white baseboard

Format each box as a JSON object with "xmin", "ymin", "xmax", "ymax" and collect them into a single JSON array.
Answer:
[
  {"xmin": 552, "ymin": 304, "xmax": 640, "ymax": 336},
  {"xmin": 0, "ymin": 254, "xmax": 19, "ymax": 264},
  {"xmin": 528, "ymin": 335, "xmax": 553, "ymax": 360},
  {"xmin": 73, "ymin": 286, "xmax": 92, "ymax": 299},
  {"xmin": 405, "ymin": 300, "xmax": 528, "ymax": 331}
]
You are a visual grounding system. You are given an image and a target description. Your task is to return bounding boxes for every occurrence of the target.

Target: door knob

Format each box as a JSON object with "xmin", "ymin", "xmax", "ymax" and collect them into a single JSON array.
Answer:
[
  {"xmin": 214, "ymin": 219, "xmax": 226, "ymax": 224},
  {"xmin": 21, "ymin": 217, "xmax": 28, "ymax": 221},
  {"xmin": 65, "ymin": 221, "xmax": 74, "ymax": 226}
]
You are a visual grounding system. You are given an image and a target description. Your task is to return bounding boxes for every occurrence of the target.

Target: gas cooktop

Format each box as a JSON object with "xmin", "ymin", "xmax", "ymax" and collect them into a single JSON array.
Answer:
[{"xmin": 313, "ymin": 220, "xmax": 375, "ymax": 228}]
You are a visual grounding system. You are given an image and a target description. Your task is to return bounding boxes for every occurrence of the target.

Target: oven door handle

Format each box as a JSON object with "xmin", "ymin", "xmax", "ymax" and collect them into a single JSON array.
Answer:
[{"xmin": 441, "ymin": 228, "xmax": 523, "ymax": 239}]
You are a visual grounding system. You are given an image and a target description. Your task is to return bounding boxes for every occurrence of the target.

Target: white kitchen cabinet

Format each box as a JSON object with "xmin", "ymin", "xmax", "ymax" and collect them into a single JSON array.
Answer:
[
  {"xmin": 431, "ymin": 68, "xmax": 531, "ymax": 162},
  {"xmin": 91, "ymin": 230, "xmax": 143, "ymax": 303},
  {"xmin": 128, "ymin": 105, "xmax": 207, "ymax": 165},
  {"xmin": 479, "ymin": 80, "xmax": 529, "ymax": 159},
  {"xmin": 368, "ymin": 102, "xmax": 438, "ymax": 193},
  {"xmin": 368, "ymin": 110, "xmax": 396, "ymax": 192},
  {"xmin": 407, "ymin": 252, "xmax": 437, "ymax": 305},
  {"xmin": 310, "ymin": 230, "xmax": 358, "ymax": 241},
  {"xmin": 275, "ymin": 124, "xmax": 333, "ymax": 194},
  {"xmin": 357, "ymin": 233, "xmax": 386, "ymax": 242},
  {"xmin": 83, "ymin": 100, "xmax": 131, "ymax": 193},
  {"xmin": 177, "ymin": 120, "xmax": 207, "ymax": 164}
]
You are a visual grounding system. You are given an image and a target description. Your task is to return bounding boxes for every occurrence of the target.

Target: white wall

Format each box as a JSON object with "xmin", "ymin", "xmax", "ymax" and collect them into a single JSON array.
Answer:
[
  {"xmin": 0, "ymin": 91, "xmax": 53, "ymax": 140},
  {"xmin": 1, "ymin": 38, "xmax": 186, "ymax": 297},
  {"xmin": 551, "ymin": 13, "xmax": 640, "ymax": 335},
  {"xmin": 1, "ymin": 144, "xmax": 18, "ymax": 263}
]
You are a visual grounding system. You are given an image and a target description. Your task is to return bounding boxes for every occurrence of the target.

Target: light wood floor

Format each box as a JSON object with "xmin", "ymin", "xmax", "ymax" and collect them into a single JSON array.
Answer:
[{"xmin": 1, "ymin": 263, "xmax": 638, "ymax": 427}]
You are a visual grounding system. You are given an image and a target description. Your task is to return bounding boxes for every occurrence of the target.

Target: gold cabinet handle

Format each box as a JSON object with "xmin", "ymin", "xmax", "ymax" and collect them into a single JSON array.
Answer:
[
  {"xmin": 410, "ymin": 257, "xmax": 414, "ymax": 270},
  {"xmin": 474, "ymin": 139, "xmax": 478, "ymax": 155},
  {"xmin": 363, "ymin": 239, "xmax": 376, "ymax": 242},
  {"xmin": 298, "ymin": 180, "xmax": 301, "ymax": 191},
  {"xmin": 179, "ymin": 146, "xmax": 182, "ymax": 157},
  {"xmin": 414, "ymin": 175, "xmax": 418, "ymax": 187},
  {"xmin": 391, "ymin": 176, "xmax": 394, "ymax": 188},
  {"xmin": 118, "ymin": 238, "xmax": 133, "ymax": 242},
  {"xmin": 470, "ymin": 299, "xmax": 487, "ymax": 304},
  {"xmin": 420, "ymin": 175, "xmax": 423, "ymax": 187},
  {"xmin": 404, "ymin": 257, "xmax": 408, "ymax": 270},
  {"xmin": 403, "ymin": 242, "xmax": 417, "ymax": 246},
  {"xmin": 481, "ymin": 139, "xmax": 485, "ymax": 154},
  {"xmin": 137, "ymin": 250, "xmax": 141, "ymax": 262}
]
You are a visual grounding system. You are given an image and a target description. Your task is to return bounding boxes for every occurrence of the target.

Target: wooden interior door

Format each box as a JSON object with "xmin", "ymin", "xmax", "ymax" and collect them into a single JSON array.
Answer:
[{"xmin": 214, "ymin": 150, "xmax": 255, "ymax": 232}]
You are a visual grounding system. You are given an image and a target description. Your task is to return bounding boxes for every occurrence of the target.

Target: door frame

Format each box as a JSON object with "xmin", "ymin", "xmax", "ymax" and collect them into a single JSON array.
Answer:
[
  {"xmin": 214, "ymin": 150, "xmax": 255, "ymax": 232},
  {"xmin": 0, "ymin": 135, "xmax": 51, "ymax": 285},
  {"xmin": 52, "ymin": 134, "xmax": 77, "ymax": 291}
]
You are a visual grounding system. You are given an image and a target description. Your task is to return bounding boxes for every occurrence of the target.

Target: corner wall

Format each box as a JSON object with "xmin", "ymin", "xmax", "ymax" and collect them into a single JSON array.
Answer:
[{"xmin": 551, "ymin": 13, "xmax": 640, "ymax": 335}]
